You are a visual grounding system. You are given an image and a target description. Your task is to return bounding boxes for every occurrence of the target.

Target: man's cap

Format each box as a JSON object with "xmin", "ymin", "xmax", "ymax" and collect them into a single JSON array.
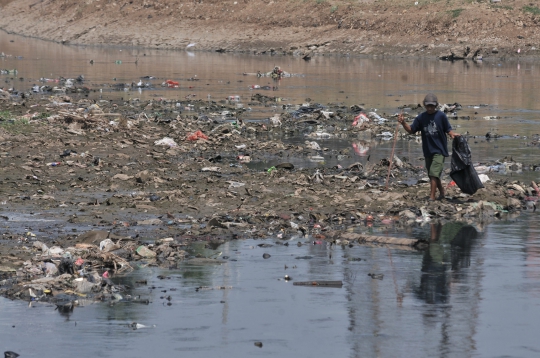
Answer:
[{"xmin": 424, "ymin": 93, "xmax": 438, "ymax": 106}]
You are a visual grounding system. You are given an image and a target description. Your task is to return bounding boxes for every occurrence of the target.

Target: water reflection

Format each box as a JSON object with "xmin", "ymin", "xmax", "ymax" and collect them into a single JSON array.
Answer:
[
  {"xmin": 339, "ymin": 221, "xmax": 485, "ymax": 357},
  {"xmin": 55, "ymin": 302, "xmax": 75, "ymax": 321},
  {"xmin": 416, "ymin": 222, "xmax": 479, "ymax": 304},
  {"xmin": 2, "ymin": 225, "xmax": 540, "ymax": 357},
  {"xmin": 352, "ymin": 140, "xmax": 371, "ymax": 157},
  {"xmin": 3, "ymin": 30, "xmax": 540, "ymax": 124}
]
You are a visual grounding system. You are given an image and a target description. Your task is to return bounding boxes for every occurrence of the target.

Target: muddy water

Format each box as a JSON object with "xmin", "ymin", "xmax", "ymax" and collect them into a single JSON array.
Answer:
[{"xmin": 2, "ymin": 31, "xmax": 540, "ymax": 356}]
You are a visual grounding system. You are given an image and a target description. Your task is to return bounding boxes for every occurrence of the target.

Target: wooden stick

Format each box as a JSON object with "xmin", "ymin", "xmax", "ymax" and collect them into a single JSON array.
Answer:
[
  {"xmin": 293, "ymin": 281, "xmax": 343, "ymax": 287},
  {"xmin": 341, "ymin": 232, "xmax": 428, "ymax": 248},
  {"xmin": 385, "ymin": 110, "xmax": 402, "ymax": 190}
]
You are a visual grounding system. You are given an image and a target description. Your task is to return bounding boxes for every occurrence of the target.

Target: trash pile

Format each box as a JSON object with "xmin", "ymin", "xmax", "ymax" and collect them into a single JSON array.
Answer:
[
  {"xmin": 0, "ymin": 77, "xmax": 537, "ymax": 305},
  {"xmin": 0, "ymin": 231, "xmax": 186, "ymax": 303}
]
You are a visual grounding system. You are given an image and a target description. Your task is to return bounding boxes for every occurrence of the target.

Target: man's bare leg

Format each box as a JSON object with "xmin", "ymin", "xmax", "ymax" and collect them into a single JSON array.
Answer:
[
  {"xmin": 436, "ymin": 177, "xmax": 445, "ymax": 199},
  {"xmin": 429, "ymin": 176, "xmax": 444, "ymax": 200}
]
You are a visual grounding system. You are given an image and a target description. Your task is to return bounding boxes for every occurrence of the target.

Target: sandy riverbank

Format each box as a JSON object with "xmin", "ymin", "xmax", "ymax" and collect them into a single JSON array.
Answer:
[{"xmin": 0, "ymin": 0, "xmax": 539, "ymax": 60}]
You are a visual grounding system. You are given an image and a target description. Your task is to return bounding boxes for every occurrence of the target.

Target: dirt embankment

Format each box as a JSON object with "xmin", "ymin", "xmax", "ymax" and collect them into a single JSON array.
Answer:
[{"xmin": 1, "ymin": 0, "xmax": 539, "ymax": 59}]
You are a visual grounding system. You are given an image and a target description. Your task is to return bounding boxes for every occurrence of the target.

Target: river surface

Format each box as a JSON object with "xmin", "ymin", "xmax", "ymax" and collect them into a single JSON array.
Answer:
[{"xmin": 2, "ymin": 31, "xmax": 540, "ymax": 357}]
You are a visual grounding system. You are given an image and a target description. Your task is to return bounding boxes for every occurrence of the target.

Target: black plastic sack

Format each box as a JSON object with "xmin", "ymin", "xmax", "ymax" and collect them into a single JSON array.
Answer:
[
  {"xmin": 450, "ymin": 137, "xmax": 484, "ymax": 195},
  {"xmin": 451, "ymin": 135, "xmax": 472, "ymax": 172}
]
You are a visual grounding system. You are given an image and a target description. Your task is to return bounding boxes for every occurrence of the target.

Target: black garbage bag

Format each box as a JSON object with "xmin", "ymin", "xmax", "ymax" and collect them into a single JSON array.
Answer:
[
  {"xmin": 450, "ymin": 136, "xmax": 484, "ymax": 195},
  {"xmin": 58, "ymin": 257, "xmax": 74, "ymax": 275},
  {"xmin": 451, "ymin": 135, "xmax": 472, "ymax": 172}
]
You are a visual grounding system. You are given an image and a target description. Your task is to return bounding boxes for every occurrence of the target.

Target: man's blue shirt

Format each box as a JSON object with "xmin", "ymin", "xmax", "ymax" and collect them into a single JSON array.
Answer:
[{"xmin": 410, "ymin": 110, "xmax": 452, "ymax": 158}]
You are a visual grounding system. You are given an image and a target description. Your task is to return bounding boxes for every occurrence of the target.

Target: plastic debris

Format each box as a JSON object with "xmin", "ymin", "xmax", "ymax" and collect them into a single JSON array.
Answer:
[
  {"xmin": 99, "ymin": 239, "xmax": 120, "ymax": 252},
  {"xmin": 136, "ymin": 245, "xmax": 157, "ymax": 258},
  {"xmin": 165, "ymin": 79, "xmax": 179, "ymax": 88},
  {"xmin": 187, "ymin": 130, "xmax": 208, "ymax": 141},
  {"xmin": 305, "ymin": 141, "xmax": 321, "ymax": 150},
  {"xmin": 352, "ymin": 112, "xmax": 369, "ymax": 126},
  {"xmin": 478, "ymin": 174, "xmax": 490, "ymax": 183},
  {"xmin": 154, "ymin": 137, "xmax": 178, "ymax": 148},
  {"xmin": 130, "ymin": 322, "xmax": 156, "ymax": 330}
]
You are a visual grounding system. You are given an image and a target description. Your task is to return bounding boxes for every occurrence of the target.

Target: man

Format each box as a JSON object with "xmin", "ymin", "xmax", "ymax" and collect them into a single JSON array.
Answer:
[
  {"xmin": 398, "ymin": 93, "xmax": 459, "ymax": 201},
  {"xmin": 271, "ymin": 66, "xmax": 283, "ymax": 79}
]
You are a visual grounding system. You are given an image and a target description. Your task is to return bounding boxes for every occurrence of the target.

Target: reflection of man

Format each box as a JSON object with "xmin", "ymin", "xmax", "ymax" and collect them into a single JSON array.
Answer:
[
  {"xmin": 417, "ymin": 222, "xmax": 448, "ymax": 304},
  {"xmin": 399, "ymin": 93, "xmax": 460, "ymax": 201},
  {"xmin": 430, "ymin": 222, "xmax": 442, "ymax": 242},
  {"xmin": 415, "ymin": 222, "xmax": 478, "ymax": 304}
]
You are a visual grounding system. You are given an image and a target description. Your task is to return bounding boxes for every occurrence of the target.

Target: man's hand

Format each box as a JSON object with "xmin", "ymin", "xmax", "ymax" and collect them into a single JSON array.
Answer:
[{"xmin": 398, "ymin": 113, "xmax": 414, "ymax": 134}]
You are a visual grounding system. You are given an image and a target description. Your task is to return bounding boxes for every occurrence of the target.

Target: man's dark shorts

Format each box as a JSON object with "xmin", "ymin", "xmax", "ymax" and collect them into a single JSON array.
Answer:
[{"xmin": 425, "ymin": 154, "xmax": 445, "ymax": 178}]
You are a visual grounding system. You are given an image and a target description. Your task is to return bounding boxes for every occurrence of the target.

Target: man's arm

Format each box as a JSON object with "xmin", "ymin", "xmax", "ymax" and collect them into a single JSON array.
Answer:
[
  {"xmin": 398, "ymin": 116, "xmax": 415, "ymax": 134},
  {"xmin": 441, "ymin": 112, "xmax": 459, "ymax": 139}
]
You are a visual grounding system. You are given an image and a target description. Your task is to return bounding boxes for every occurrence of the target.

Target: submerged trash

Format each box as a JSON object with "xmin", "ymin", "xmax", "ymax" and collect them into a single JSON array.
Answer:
[
  {"xmin": 129, "ymin": 322, "xmax": 156, "ymax": 330},
  {"xmin": 293, "ymin": 281, "xmax": 343, "ymax": 287},
  {"xmin": 195, "ymin": 286, "xmax": 233, "ymax": 291}
]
